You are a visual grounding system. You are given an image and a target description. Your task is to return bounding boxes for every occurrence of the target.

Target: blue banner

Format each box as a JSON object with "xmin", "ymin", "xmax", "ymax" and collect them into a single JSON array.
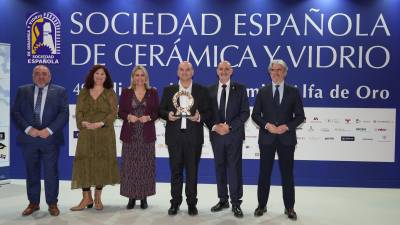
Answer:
[{"xmin": 1, "ymin": 0, "xmax": 399, "ymax": 187}]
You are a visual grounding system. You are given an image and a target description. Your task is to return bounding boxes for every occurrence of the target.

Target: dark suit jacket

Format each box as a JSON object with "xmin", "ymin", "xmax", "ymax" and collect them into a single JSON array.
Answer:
[
  {"xmin": 251, "ymin": 83, "xmax": 305, "ymax": 146},
  {"xmin": 11, "ymin": 83, "xmax": 69, "ymax": 145},
  {"xmin": 159, "ymin": 83, "xmax": 210, "ymax": 147},
  {"xmin": 206, "ymin": 82, "xmax": 250, "ymax": 141},
  {"xmin": 118, "ymin": 87, "xmax": 159, "ymax": 143}
]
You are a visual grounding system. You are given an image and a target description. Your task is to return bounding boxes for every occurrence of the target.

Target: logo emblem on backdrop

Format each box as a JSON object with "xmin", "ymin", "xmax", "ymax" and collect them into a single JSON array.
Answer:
[
  {"xmin": 0, "ymin": 143, "xmax": 7, "ymax": 160},
  {"xmin": 26, "ymin": 12, "xmax": 61, "ymax": 64}
]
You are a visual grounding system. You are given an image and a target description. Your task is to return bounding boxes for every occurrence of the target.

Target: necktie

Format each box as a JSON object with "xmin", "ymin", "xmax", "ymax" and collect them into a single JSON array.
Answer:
[
  {"xmin": 219, "ymin": 84, "xmax": 227, "ymax": 122},
  {"xmin": 34, "ymin": 87, "xmax": 43, "ymax": 126},
  {"xmin": 273, "ymin": 85, "xmax": 280, "ymax": 106}
]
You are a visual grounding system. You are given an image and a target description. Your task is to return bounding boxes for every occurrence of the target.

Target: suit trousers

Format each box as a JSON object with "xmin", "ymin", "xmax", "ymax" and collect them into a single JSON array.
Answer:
[
  {"xmin": 257, "ymin": 139, "xmax": 295, "ymax": 209},
  {"xmin": 211, "ymin": 133, "xmax": 243, "ymax": 206},
  {"xmin": 21, "ymin": 143, "xmax": 60, "ymax": 205},
  {"xmin": 167, "ymin": 129, "xmax": 202, "ymax": 206}
]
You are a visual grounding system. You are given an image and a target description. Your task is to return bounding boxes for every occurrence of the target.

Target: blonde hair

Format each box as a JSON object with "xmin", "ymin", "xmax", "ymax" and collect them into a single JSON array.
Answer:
[{"xmin": 130, "ymin": 65, "xmax": 151, "ymax": 90}]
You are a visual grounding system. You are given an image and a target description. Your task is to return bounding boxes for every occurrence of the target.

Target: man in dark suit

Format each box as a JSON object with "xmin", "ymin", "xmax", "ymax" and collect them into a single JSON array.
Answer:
[
  {"xmin": 159, "ymin": 61, "xmax": 210, "ymax": 216},
  {"xmin": 12, "ymin": 65, "xmax": 68, "ymax": 216},
  {"xmin": 251, "ymin": 59, "xmax": 305, "ymax": 220},
  {"xmin": 207, "ymin": 61, "xmax": 249, "ymax": 218}
]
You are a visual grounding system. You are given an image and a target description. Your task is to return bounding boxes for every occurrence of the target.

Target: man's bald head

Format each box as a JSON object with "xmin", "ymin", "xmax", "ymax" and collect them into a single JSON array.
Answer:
[{"xmin": 178, "ymin": 61, "xmax": 194, "ymax": 82}]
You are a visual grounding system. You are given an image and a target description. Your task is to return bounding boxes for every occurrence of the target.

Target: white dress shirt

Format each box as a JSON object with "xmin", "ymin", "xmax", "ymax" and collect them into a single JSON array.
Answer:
[
  {"xmin": 217, "ymin": 80, "xmax": 230, "ymax": 118},
  {"xmin": 25, "ymin": 85, "xmax": 53, "ymax": 135},
  {"xmin": 265, "ymin": 81, "xmax": 286, "ymax": 130},
  {"xmin": 212, "ymin": 80, "xmax": 231, "ymax": 131},
  {"xmin": 178, "ymin": 80, "xmax": 193, "ymax": 129},
  {"xmin": 272, "ymin": 81, "xmax": 284, "ymax": 104}
]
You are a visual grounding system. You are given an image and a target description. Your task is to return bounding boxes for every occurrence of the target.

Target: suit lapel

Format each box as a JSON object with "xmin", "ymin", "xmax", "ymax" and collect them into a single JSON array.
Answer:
[
  {"xmin": 42, "ymin": 84, "xmax": 53, "ymax": 123},
  {"xmin": 226, "ymin": 82, "xmax": 235, "ymax": 117},
  {"xmin": 28, "ymin": 84, "xmax": 35, "ymax": 109},
  {"xmin": 266, "ymin": 84, "xmax": 273, "ymax": 103},
  {"xmin": 211, "ymin": 84, "xmax": 218, "ymax": 110},
  {"xmin": 280, "ymin": 84, "xmax": 288, "ymax": 107},
  {"xmin": 172, "ymin": 84, "xmax": 179, "ymax": 93},
  {"xmin": 191, "ymin": 84, "xmax": 199, "ymax": 114},
  {"xmin": 172, "ymin": 84, "xmax": 180, "ymax": 108}
]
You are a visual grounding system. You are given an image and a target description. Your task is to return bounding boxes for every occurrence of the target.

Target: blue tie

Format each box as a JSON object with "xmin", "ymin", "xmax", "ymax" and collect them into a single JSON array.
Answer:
[
  {"xmin": 34, "ymin": 87, "xmax": 43, "ymax": 126},
  {"xmin": 273, "ymin": 85, "xmax": 280, "ymax": 106}
]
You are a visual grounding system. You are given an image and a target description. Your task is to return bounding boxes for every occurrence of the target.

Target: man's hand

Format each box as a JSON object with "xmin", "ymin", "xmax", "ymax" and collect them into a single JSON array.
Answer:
[
  {"xmin": 265, "ymin": 123, "xmax": 279, "ymax": 134},
  {"xmin": 28, "ymin": 128, "xmax": 40, "ymax": 137},
  {"xmin": 188, "ymin": 110, "xmax": 200, "ymax": 122},
  {"xmin": 168, "ymin": 111, "xmax": 179, "ymax": 121},
  {"xmin": 38, "ymin": 129, "xmax": 50, "ymax": 138},
  {"xmin": 265, "ymin": 123, "xmax": 289, "ymax": 134},
  {"xmin": 214, "ymin": 123, "xmax": 230, "ymax": 135},
  {"xmin": 219, "ymin": 123, "xmax": 230, "ymax": 135},
  {"xmin": 276, "ymin": 125, "xmax": 289, "ymax": 134}
]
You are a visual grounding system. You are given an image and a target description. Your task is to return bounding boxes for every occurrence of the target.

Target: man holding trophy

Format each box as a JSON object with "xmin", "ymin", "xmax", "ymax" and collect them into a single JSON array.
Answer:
[{"xmin": 159, "ymin": 61, "xmax": 210, "ymax": 216}]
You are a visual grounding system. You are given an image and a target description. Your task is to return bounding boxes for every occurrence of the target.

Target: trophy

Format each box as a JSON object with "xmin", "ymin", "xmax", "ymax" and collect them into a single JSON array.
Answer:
[{"xmin": 172, "ymin": 90, "xmax": 194, "ymax": 117}]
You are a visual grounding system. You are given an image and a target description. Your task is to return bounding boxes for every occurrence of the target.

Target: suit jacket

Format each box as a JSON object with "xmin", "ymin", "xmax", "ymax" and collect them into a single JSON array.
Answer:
[
  {"xmin": 11, "ymin": 83, "xmax": 69, "ymax": 145},
  {"xmin": 206, "ymin": 82, "xmax": 250, "ymax": 141},
  {"xmin": 251, "ymin": 83, "xmax": 305, "ymax": 146},
  {"xmin": 118, "ymin": 87, "xmax": 159, "ymax": 143},
  {"xmin": 159, "ymin": 83, "xmax": 210, "ymax": 147}
]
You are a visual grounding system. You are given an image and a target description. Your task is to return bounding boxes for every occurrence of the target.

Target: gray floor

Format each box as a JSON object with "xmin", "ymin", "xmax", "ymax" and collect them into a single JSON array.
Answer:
[{"xmin": 0, "ymin": 180, "xmax": 399, "ymax": 225}]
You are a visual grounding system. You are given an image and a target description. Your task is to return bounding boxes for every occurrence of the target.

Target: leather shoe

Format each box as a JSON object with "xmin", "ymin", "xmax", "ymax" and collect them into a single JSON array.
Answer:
[
  {"xmin": 140, "ymin": 198, "xmax": 148, "ymax": 209},
  {"xmin": 285, "ymin": 208, "xmax": 297, "ymax": 220},
  {"xmin": 127, "ymin": 198, "xmax": 135, "ymax": 209},
  {"xmin": 48, "ymin": 204, "xmax": 60, "ymax": 216},
  {"xmin": 254, "ymin": 206, "xmax": 267, "ymax": 217},
  {"xmin": 188, "ymin": 205, "xmax": 198, "ymax": 216},
  {"xmin": 22, "ymin": 203, "xmax": 40, "ymax": 216},
  {"xmin": 232, "ymin": 205, "xmax": 243, "ymax": 218},
  {"xmin": 211, "ymin": 201, "xmax": 229, "ymax": 212},
  {"xmin": 168, "ymin": 205, "xmax": 179, "ymax": 215}
]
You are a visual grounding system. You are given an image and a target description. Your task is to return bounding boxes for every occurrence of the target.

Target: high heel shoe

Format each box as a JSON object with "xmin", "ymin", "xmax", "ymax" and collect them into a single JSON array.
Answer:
[
  {"xmin": 70, "ymin": 190, "xmax": 94, "ymax": 211},
  {"xmin": 127, "ymin": 198, "xmax": 135, "ymax": 209},
  {"xmin": 94, "ymin": 189, "xmax": 103, "ymax": 210},
  {"xmin": 140, "ymin": 198, "xmax": 148, "ymax": 209}
]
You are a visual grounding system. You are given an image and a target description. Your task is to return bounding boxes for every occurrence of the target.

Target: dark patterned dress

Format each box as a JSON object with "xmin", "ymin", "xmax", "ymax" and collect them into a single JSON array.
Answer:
[{"xmin": 120, "ymin": 93, "xmax": 156, "ymax": 199}]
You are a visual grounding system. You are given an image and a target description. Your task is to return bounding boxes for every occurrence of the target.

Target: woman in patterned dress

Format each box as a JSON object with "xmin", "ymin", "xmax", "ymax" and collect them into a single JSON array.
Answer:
[
  {"xmin": 70, "ymin": 65, "xmax": 120, "ymax": 211},
  {"xmin": 119, "ymin": 65, "xmax": 159, "ymax": 209}
]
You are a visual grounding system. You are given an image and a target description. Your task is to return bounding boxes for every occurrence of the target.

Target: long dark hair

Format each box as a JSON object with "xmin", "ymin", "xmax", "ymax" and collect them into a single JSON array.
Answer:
[{"xmin": 84, "ymin": 64, "xmax": 113, "ymax": 89}]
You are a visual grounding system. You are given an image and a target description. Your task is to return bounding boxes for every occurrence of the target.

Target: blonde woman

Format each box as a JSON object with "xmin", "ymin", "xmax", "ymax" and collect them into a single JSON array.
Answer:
[{"xmin": 118, "ymin": 65, "xmax": 159, "ymax": 209}]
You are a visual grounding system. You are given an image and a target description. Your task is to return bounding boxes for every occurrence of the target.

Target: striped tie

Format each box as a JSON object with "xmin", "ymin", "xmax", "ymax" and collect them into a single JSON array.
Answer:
[{"xmin": 34, "ymin": 87, "xmax": 43, "ymax": 126}]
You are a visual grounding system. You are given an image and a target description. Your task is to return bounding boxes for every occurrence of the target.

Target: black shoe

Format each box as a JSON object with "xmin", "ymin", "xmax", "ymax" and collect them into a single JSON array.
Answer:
[
  {"xmin": 140, "ymin": 198, "xmax": 148, "ymax": 209},
  {"xmin": 232, "ymin": 205, "xmax": 244, "ymax": 218},
  {"xmin": 188, "ymin": 205, "xmax": 198, "ymax": 216},
  {"xmin": 211, "ymin": 201, "xmax": 229, "ymax": 212},
  {"xmin": 285, "ymin": 208, "xmax": 297, "ymax": 220},
  {"xmin": 254, "ymin": 206, "xmax": 267, "ymax": 217},
  {"xmin": 168, "ymin": 205, "xmax": 179, "ymax": 216},
  {"xmin": 127, "ymin": 198, "xmax": 135, "ymax": 210}
]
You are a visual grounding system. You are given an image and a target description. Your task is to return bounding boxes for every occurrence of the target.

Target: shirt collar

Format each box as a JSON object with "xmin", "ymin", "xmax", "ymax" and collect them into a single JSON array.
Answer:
[
  {"xmin": 272, "ymin": 81, "xmax": 284, "ymax": 88},
  {"xmin": 35, "ymin": 84, "xmax": 49, "ymax": 91},
  {"xmin": 219, "ymin": 80, "xmax": 230, "ymax": 89},
  {"xmin": 178, "ymin": 80, "xmax": 192, "ymax": 92}
]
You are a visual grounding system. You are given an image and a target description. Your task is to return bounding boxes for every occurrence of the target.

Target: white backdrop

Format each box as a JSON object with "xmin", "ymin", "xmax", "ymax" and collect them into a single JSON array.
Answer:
[
  {"xmin": 0, "ymin": 43, "xmax": 10, "ymax": 171},
  {"xmin": 68, "ymin": 105, "xmax": 396, "ymax": 162}
]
